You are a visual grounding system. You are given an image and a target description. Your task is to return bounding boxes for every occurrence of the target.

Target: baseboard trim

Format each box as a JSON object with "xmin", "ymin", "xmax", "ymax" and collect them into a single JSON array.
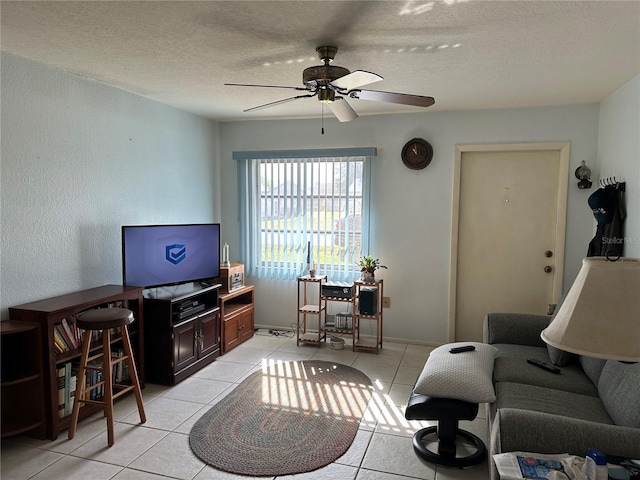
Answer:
[{"xmin": 254, "ymin": 324, "xmax": 442, "ymax": 347}]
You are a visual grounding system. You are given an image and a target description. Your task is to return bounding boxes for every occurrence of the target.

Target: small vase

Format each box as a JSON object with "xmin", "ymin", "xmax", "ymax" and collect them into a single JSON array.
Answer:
[{"xmin": 361, "ymin": 271, "xmax": 375, "ymax": 283}]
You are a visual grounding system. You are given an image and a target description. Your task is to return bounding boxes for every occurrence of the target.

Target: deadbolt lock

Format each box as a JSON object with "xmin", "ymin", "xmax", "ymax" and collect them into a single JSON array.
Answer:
[
  {"xmin": 544, "ymin": 265, "xmax": 553, "ymax": 273},
  {"xmin": 545, "ymin": 250, "xmax": 553, "ymax": 258}
]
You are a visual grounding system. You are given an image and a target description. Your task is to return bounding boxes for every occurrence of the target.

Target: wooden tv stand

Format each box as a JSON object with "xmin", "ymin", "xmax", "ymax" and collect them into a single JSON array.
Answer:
[{"xmin": 219, "ymin": 285, "xmax": 254, "ymax": 353}]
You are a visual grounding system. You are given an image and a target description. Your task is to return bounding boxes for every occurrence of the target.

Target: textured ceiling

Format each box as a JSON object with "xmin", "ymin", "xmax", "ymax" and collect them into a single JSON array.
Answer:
[{"xmin": 1, "ymin": 1, "xmax": 639, "ymax": 121}]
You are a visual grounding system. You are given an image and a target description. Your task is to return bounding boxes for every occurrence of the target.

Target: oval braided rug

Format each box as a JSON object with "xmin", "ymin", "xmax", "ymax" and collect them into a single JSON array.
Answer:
[{"xmin": 189, "ymin": 360, "xmax": 373, "ymax": 476}]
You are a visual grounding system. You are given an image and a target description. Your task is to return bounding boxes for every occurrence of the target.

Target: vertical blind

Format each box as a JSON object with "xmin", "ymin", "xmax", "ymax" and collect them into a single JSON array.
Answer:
[{"xmin": 234, "ymin": 148, "xmax": 376, "ymax": 281}]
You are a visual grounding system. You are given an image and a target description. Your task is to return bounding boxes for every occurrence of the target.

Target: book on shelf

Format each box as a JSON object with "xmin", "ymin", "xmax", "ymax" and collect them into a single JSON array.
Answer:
[
  {"xmin": 57, "ymin": 365, "xmax": 66, "ymax": 418},
  {"xmin": 86, "ymin": 359, "xmax": 104, "ymax": 400},
  {"xmin": 53, "ymin": 330, "xmax": 67, "ymax": 354},
  {"xmin": 57, "ymin": 362, "xmax": 78, "ymax": 418},
  {"xmin": 64, "ymin": 363, "xmax": 77, "ymax": 417},
  {"xmin": 60, "ymin": 318, "xmax": 77, "ymax": 350}
]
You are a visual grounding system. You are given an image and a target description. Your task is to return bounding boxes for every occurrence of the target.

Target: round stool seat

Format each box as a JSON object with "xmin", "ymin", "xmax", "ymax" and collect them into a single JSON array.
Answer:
[{"xmin": 77, "ymin": 307, "xmax": 134, "ymax": 330}]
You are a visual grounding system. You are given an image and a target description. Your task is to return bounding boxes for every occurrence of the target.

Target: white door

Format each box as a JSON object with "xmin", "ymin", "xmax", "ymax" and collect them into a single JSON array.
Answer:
[{"xmin": 449, "ymin": 143, "xmax": 569, "ymax": 342}]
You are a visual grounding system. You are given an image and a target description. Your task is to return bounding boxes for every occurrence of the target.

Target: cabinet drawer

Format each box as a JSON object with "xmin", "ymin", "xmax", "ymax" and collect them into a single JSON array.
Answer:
[
  {"xmin": 222, "ymin": 306, "xmax": 254, "ymax": 353},
  {"xmin": 224, "ymin": 303, "xmax": 253, "ymax": 320}
]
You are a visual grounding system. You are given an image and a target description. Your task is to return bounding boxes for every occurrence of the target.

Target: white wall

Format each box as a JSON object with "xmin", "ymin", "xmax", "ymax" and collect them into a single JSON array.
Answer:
[
  {"xmin": 220, "ymin": 104, "xmax": 600, "ymax": 344},
  {"xmin": 4, "ymin": 52, "xmax": 633, "ymax": 346},
  {"xmin": 0, "ymin": 53, "xmax": 221, "ymax": 315},
  {"xmin": 597, "ymin": 74, "xmax": 640, "ymax": 257}
]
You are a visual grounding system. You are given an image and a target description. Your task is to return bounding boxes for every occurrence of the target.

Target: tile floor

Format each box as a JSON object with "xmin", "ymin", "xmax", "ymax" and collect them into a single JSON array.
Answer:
[{"xmin": 1, "ymin": 331, "xmax": 490, "ymax": 480}]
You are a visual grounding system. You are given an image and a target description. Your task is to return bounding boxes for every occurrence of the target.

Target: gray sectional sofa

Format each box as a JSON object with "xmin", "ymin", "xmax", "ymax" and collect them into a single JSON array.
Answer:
[{"xmin": 484, "ymin": 312, "xmax": 640, "ymax": 480}]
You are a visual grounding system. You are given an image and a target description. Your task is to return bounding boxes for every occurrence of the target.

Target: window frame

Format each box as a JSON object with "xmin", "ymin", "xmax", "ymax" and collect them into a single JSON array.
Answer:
[{"xmin": 234, "ymin": 148, "xmax": 376, "ymax": 281}]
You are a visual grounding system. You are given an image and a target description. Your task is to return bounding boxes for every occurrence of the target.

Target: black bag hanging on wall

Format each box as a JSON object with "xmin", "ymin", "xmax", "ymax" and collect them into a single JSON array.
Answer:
[{"xmin": 587, "ymin": 183, "xmax": 626, "ymax": 257}]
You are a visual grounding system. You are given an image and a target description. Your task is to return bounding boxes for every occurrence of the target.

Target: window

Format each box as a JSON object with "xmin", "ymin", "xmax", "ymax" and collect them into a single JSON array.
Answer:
[{"xmin": 235, "ymin": 148, "xmax": 376, "ymax": 281}]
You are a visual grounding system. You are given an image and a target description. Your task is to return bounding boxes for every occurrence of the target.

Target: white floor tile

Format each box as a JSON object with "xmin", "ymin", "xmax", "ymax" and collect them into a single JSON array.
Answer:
[
  {"xmin": 0, "ymin": 442, "xmax": 64, "ymax": 480},
  {"xmin": 160, "ymin": 376, "xmax": 233, "ymax": 404},
  {"xmin": 401, "ymin": 349, "xmax": 432, "ymax": 369},
  {"xmin": 357, "ymin": 469, "xmax": 429, "ymax": 480},
  {"xmin": 361, "ymin": 433, "xmax": 436, "ymax": 480},
  {"xmin": 70, "ymin": 422, "xmax": 167, "ymax": 466},
  {"xmin": 121, "ymin": 396, "xmax": 202, "ymax": 431},
  {"xmin": 435, "ymin": 462, "xmax": 490, "ymax": 480},
  {"xmin": 336, "ymin": 428, "xmax": 374, "ymax": 467},
  {"xmin": 173, "ymin": 405, "xmax": 210, "ymax": 434},
  {"xmin": 264, "ymin": 349, "xmax": 315, "ymax": 363},
  {"xmin": 394, "ymin": 365, "xmax": 422, "ymax": 386},
  {"xmin": 191, "ymin": 360, "xmax": 254, "ymax": 383},
  {"xmin": 128, "ymin": 432, "xmax": 205, "ymax": 480},
  {"xmin": 352, "ymin": 359, "xmax": 400, "ymax": 383},
  {"xmin": 193, "ymin": 465, "xmax": 275, "ymax": 479},
  {"xmin": 112, "ymin": 467, "xmax": 176, "ymax": 479},
  {"xmin": 278, "ymin": 462, "xmax": 359, "ymax": 479},
  {"xmin": 7, "ymin": 415, "xmax": 106, "ymax": 454},
  {"xmin": 218, "ymin": 346, "xmax": 275, "ymax": 364},
  {"xmin": 29, "ymin": 455, "xmax": 123, "ymax": 479}
]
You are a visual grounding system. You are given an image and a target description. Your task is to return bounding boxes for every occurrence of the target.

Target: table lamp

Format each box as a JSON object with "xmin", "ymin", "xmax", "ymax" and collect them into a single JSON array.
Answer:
[{"xmin": 541, "ymin": 257, "xmax": 640, "ymax": 362}]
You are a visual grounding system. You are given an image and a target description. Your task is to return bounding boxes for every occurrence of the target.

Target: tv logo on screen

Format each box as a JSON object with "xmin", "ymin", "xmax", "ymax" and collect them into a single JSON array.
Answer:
[{"xmin": 165, "ymin": 244, "xmax": 186, "ymax": 265}]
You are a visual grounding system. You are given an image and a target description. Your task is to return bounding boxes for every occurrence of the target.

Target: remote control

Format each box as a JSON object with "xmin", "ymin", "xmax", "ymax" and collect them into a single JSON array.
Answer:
[
  {"xmin": 449, "ymin": 345, "xmax": 476, "ymax": 354},
  {"xmin": 527, "ymin": 358, "xmax": 561, "ymax": 374}
]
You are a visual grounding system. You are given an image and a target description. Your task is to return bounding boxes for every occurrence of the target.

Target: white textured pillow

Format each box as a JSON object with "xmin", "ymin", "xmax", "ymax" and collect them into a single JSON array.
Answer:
[{"xmin": 413, "ymin": 342, "xmax": 498, "ymax": 403}]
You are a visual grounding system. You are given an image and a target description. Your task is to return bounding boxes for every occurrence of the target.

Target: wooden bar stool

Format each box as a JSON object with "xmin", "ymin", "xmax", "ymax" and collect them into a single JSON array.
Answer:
[{"xmin": 68, "ymin": 307, "xmax": 146, "ymax": 446}]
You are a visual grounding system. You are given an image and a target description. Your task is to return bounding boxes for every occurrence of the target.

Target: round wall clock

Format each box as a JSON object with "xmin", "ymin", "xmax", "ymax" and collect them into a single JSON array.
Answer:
[{"xmin": 401, "ymin": 138, "xmax": 433, "ymax": 170}]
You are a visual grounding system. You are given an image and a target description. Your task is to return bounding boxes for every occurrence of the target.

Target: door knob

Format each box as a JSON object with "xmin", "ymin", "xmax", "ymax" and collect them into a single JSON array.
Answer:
[
  {"xmin": 545, "ymin": 250, "xmax": 553, "ymax": 258},
  {"xmin": 544, "ymin": 265, "xmax": 553, "ymax": 273}
]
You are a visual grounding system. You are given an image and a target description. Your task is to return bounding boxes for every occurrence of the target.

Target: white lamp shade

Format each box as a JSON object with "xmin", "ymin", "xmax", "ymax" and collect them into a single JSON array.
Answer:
[{"xmin": 541, "ymin": 257, "xmax": 640, "ymax": 362}]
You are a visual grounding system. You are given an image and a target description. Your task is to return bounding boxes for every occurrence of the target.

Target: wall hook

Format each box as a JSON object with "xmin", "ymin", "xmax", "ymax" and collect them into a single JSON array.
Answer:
[{"xmin": 574, "ymin": 160, "xmax": 592, "ymax": 189}]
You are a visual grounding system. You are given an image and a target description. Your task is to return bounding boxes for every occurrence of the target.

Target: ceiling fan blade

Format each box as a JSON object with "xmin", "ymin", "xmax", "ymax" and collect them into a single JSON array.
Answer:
[
  {"xmin": 348, "ymin": 89, "xmax": 435, "ymax": 107},
  {"xmin": 329, "ymin": 97, "xmax": 358, "ymax": 122},
  {"xmin": 331, "ymin": 70, "xmax": 383, "ymax": 91},
  {"xmin": 226, "ymin": 83, "xmax": 309, "ymax": 91},
  {"xmin": 244, "ymin": 93, "xmax": 317, "ymax": 112}
]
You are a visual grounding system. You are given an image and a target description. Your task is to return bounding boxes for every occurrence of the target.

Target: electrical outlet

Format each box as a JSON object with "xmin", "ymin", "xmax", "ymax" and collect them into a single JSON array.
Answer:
[{"xmin": 382, "ymin": 297, "xmax": 390, "ymax": 308}]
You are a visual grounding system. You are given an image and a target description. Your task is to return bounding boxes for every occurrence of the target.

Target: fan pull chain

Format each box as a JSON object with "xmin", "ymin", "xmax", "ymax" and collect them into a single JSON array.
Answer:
[{"xmin": 321, "ymin": 103, "xmax": 325, "ymax": 135}]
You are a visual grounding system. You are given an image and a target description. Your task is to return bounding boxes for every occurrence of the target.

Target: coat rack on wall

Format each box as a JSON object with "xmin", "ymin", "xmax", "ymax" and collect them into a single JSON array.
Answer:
[{"xmin": 599, "ymin": 176, "xmax": 626, "ymax": 190}]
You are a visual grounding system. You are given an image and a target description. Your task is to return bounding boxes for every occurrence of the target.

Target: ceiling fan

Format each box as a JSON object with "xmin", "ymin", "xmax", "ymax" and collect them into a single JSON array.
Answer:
[{"xmin": 226, "ymin": 46, "xmax": 435, "ymax": 122}]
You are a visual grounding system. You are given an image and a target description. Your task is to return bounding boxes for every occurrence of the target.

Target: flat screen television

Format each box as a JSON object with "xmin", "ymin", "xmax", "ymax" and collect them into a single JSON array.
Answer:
[{"xmin": 122, "ymin": 223, "xmax": 220, "ymax": 288}]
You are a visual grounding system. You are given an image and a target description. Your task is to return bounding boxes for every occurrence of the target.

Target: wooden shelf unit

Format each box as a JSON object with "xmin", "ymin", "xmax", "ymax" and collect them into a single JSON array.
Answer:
[
  {"xmin": 321, "ymin": 293, "xmax": 355, "ymax": 340},
  {"xmin": 1, "ymin": 321, "xmax": 45, "ymax": 438},
  {"xmin": 353, "ymin": 279, "xmax": 384, "ymax": 354},
  {"xmin": 219, "ymin": 285, "xmax": 254, "ymax": 354},
  {"xmin": 8, "ymin": 285, "xmax": 145, "ymax": 440},
  {"xmin": 296, "ymin": 275, "xmax": 327, "ymax": 346}
]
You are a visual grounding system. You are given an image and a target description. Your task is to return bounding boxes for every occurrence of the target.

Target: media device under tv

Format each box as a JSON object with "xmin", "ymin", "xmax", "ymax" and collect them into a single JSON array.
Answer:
[{"xmin": 122, "ymin": 223, "xmax": 221, "ymax": 289}]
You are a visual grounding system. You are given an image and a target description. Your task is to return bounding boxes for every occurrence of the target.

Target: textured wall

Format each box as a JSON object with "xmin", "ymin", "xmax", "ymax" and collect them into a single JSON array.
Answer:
[
  {"xmin": 220, "ymin": 104, "xmax": 601, "ymax": 344},
  {"xmin": 0, "ymin": 53, "xmax": 220, "ymax": 316},
  {"xmin": 597, "ymin": 74, "xmax": 640, "ymax": 258}
]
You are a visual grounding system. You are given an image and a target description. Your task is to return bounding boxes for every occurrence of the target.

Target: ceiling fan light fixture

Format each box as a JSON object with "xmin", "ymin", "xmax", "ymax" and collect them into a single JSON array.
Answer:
[{"xmin": 318, "ymin": 89, "xmax": 335, "ymax": 103}]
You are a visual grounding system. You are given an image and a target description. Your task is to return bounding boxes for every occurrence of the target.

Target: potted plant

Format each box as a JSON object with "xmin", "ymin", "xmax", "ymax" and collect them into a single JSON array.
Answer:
[{"xmin": 357, "ymin": 255, "xmax": 387, "ymax": 282}]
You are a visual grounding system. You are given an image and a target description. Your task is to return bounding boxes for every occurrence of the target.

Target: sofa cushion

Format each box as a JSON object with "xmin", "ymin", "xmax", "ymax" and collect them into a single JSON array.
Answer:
[
  {"xmin": 491, "ymin": 408, "xmax": 640, "ymax": 459},
  {"xmin": 413, "ymin": 342, "xmax": 498, "ymax": 403},
  {"xmin": 492, "ymin": 344, "xmax": 599, "ymax": 396},
  {"xmin": 579, "ymin": 356, "xmax": 607, "ymax": 386},
  {"xmin": 492, "ymin": 382, "xmax": 614, "ymax": 425},
  {"xmin": 598, "ymin": 360, "xmax": 640, "ymax": 428}
]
